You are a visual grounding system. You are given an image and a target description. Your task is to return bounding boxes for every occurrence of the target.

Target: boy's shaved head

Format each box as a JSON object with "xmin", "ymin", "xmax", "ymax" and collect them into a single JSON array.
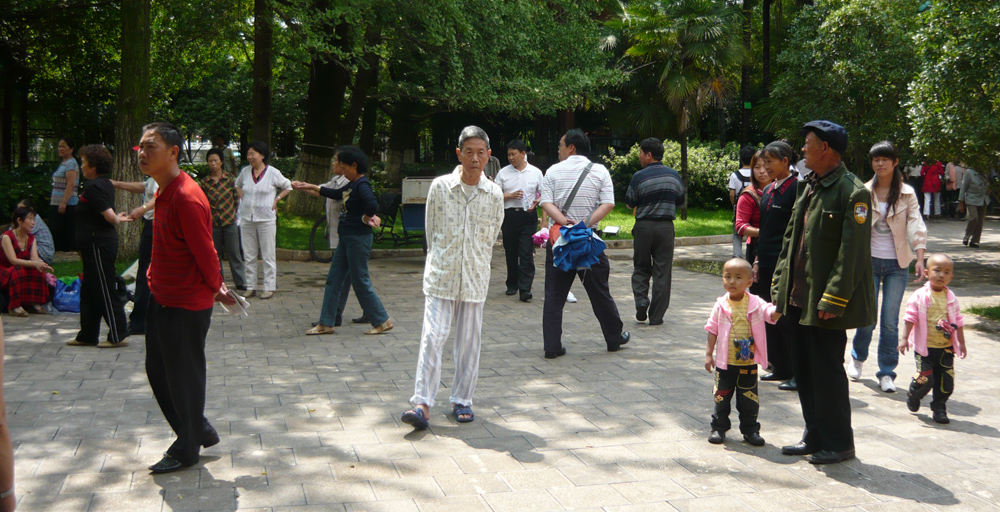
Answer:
[
  {"xmin": 926, "ymin": 253, "xmax": 953, "ymax": 269},
  {"xmin": 724, "ymin": 258, "xmax": 752, "ymax": 274}
]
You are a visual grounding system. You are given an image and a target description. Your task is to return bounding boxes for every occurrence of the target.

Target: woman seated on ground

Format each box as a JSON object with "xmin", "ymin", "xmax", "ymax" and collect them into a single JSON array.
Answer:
[
  {"xmin": 17, "ymin": 199, "xmax": 55, "ymax": 265},
  {"xmin": 0, "ymin": 207, "xmax": 54, "ymax": 316}
]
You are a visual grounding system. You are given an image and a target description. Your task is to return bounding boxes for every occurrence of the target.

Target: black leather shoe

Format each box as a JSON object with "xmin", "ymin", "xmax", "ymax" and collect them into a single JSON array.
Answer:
[
  {"xmin": 808, "ymin": 449, "xmax": 855, "ymax": 464},
  {"xmin": 743, "ymin": 432, "xmax": 765, "ymax": 446},
  {"xmin": 505, "ymin": 288, "xmax": 517, "ymax": 296},
  {"xmin": 648, "ymin": 319, "xmax": 663, "ymax": 326},
  {"xmin": 608, "ymin": 331, "xmax": 631, "ymax": 352},
  {"xmin": 778, "ymin": 378, "xmax": 798, "ymax": 391},
  {"xmin": 933, "ymin": 410, "xmax": 950, "ymax": 424},
  {"xmin": 963, "ymin": 239, "xmax": 969, "ymax": 246},
  {"xmin": 781, "ymin": 441, "xmax": 820, "ymax": 456},
  {"xmin": 149, "ymin": 454, "xmax": 194, "ymax": 474},
  {"xmin": 544, "ymin": 347, "xmax": 567, "ymax": 359},
  {"xmin": 907, "ymin": 393, "xmax": 920, "ymax": 412},
  {"xmin": 760, "ymin": 372, "xmax": 788, "ymax": 382},
  {"xmin": 519, "ymin": 291, "xmax": 532, "ymax": 302},
  {"xmin": 636, "ymin": 306, "xmax": 648, "ymax": 322},
  {"xmin": 202, "ymin": 427, "xmax": 220, "ymax": 449},
  {"xmin": 708, "ymin": 431, "xmax": 725, "ymax": 444},
  {"xmin": 969, "ymin": 243, "xmax": 980, "ymax": 248},
  {"xmin": 352, "ymin": 316, "xmax": 369, "ymax": 324}
]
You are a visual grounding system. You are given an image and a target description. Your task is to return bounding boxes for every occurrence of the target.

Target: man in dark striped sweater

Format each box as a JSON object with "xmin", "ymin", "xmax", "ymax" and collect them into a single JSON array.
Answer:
[
  {"xmin": 138, "ymin": 122, "xmax": 236, "ymax": 474},
  {"xmin": 625, "ymin": 138, "xmax": 685, "ymax": 326}
]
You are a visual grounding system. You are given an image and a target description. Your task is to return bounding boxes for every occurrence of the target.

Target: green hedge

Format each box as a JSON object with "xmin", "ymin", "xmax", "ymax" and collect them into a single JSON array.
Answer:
[
  {"xmin": 0, "ymin": 164, "xmax": 57, "ymax": 221},
  {"xmin": 603, "ymin": 140, "xmax": 740, "ymax": 210}
]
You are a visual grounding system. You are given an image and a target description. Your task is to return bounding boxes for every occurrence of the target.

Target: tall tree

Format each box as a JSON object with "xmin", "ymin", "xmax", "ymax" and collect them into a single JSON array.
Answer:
[
  {"xmin": 251, "ymin": 0, "xmax": 273, "ymax": 146},
  {"xmin": 740, "ymin": 0, "xmax": 753, "ymax": 145},
  {"xmin": 613, "ymin": 0, "xmax": 746, "ymax": 219},
  {"xmin": 114, "ymin": 0, "xmax": 151, "ymax": 259},
  {"xmin": 762, "ymin": 0, "xmax": 772, "ymax": 96}
]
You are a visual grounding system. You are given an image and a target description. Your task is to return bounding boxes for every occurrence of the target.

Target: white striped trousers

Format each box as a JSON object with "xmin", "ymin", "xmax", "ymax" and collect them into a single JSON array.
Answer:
[{"xmin": 410, "ymin": 296, "xmax": 485, "ymax": 408}]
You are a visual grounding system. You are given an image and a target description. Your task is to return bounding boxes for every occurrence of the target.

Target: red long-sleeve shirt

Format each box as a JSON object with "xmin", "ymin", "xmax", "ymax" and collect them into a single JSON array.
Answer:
[
  {"xmin": 148, "ymin": 171, "xmax": 223, "ymax": 310},
  {"xmin": 735, "ymin": 188, "xmax": 762, "ymax": 238}
]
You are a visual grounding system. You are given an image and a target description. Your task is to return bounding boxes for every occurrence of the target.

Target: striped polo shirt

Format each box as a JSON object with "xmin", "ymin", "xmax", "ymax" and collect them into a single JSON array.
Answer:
[{"xmin": 625, "ymin": 162, "xmax": 685, "ymax": 220}]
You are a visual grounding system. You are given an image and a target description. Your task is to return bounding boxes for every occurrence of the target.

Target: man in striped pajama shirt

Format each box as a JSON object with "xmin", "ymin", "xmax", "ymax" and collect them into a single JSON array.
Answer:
[{"xmin": 401, "ymin": 126, "xmax": 505, "ymax": 429}]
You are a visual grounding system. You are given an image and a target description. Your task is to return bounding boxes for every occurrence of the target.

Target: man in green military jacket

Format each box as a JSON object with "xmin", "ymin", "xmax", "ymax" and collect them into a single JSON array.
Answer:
[{"xmin": 772, "ymin": 120, "xmax": 875, "ymax": 465}]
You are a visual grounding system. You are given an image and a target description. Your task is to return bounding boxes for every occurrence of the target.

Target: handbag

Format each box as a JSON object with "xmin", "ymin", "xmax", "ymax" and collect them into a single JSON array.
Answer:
[
  {"xmin": 549, "ymin": 162, "xmax": 595, "ymax": 244},
  {"xmin": 53, "ymin": 277, "xmax": 82, "ymax": 313}
]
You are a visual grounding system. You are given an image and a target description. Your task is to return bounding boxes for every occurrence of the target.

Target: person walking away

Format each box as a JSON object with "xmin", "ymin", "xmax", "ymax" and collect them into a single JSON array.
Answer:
[
  {"xmin": 728, "ymin": 146, "xmax": 755, "ymax": 258},
  {"xmin": 496, "ymin": 140, "xmax": 543, "ymax": 302},
  {"xmin": 400, "ymin": 126, "xmax": 503, "ymax": 429},
  {"xmin": 626, "ymin": 137, "xmax": 685, "ymax": 326},
  {"xmin": 958, "ymin": 167, "xmax": 988, "ymax": 248},
  {"xmin": 921, "ymin": 160, "xmax": 944, "ymax": 218}
]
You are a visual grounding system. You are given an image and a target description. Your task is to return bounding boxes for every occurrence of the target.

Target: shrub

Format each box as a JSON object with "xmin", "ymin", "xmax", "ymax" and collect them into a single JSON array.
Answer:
[
  {"xmin": 603, "ymin": 140, "xmax": 739, "ymax": 210},
  {"xmin": 0, "ymin": 164, "xmax": 58, "ymax": 221}
]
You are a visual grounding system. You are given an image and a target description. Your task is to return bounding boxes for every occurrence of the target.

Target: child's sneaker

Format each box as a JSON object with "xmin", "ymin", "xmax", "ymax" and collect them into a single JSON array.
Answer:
[
  {"xmin": 708, "ymin": 431, "xmax": 725, "ymax": 444},
  {"xmin": 906, "ymin": 393, "xmax": 920, "ymax": 412},
  {"xmin": 743, "ymin": 432, "xmax": 765, "ymax": 446},
  {"xmin": 933, "ymin": 410, "xmax": 950, "ymax": 424}
]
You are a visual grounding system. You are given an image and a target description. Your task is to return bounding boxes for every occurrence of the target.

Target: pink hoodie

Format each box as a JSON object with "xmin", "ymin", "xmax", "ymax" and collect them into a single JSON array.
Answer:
[
  {"xmin": 903, "ymin": 282, "xmax": 964, "ymax": 357},
  {"xmin": 704, "ymin": 292, "xmax": 778, "ymax": 370}
]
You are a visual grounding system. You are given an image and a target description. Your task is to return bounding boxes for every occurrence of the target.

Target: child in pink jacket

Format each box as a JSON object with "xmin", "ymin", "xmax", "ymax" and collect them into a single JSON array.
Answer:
[
  {"xmin": 705, "ymin": 259, "xmax": 780, "ymax": 446},
  {"xmin": 899, "ymin": 254, "xmax": 966, "ymax": 424}
]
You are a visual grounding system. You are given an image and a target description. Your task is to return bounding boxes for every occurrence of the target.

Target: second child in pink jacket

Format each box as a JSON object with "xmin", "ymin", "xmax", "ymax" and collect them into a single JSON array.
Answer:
[{"xmin": 704, "ymin": 259, "xmax": 780, "ymax": 447}]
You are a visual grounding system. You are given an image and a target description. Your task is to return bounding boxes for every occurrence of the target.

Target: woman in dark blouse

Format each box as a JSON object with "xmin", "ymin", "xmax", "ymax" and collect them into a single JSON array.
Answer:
[
  {"xmin": 66, "ymin": 144, "xmax": 131, "ymax": 348},
  {"xmin": 292, "ymin": 146, "xmax": 393, "ymax": 335}
]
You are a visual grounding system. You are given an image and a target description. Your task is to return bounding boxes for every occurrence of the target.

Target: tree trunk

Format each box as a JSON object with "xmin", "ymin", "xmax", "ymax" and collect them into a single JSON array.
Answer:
[
  {"xmin": 17, "ymin": 81, "xmax": 28, "ymax": 165},
  {"xmin": 114, "ymin": 0, "xmax": 151, "ymax": 260},
  {"xmin": 717, "ymin": 104, "xmax": 726, "ymax": 149},
  {"xmin": 251, "ymin": 0, "xmax": 273, "ymax": 146},
  {"xmin": 763, "ymin": 0, "xmax": 772, "ymax": 97},
  {"xmin": 358, "ymin": 99, "xmax": 379, "ymax": 158},
  {"xmin": 337, "ymin": 27, "xmax": 381, "ymax": 146},
  {"xmin": 740, "ymin": 0, "xmax": 752, "ymax": 145},
  {"xmin": 384, "ymin": 99, "xmax": 415, "ymax": 189},
  {"xmin": 0, "ymin": 83, "xmax": 11, "ymax": 169},
  {"xmin": 287, "ymin": 47, "xmax": 352, "ymax": 216},
  {"xmin": 680, "ymin": 132, "xmax": 689, "ymax": 220}
]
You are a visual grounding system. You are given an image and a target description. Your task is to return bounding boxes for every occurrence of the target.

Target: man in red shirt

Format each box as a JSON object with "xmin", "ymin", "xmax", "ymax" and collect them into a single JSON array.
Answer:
[{"xmin": 138, "ymin": 122, "xmax": 236, "ymax": 474}]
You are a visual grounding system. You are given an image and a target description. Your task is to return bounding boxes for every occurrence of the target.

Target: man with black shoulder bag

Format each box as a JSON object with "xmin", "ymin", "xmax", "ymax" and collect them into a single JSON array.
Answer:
[{"xmin": 538, "ymin": 129, "xmax": 630, "ymax": 360}]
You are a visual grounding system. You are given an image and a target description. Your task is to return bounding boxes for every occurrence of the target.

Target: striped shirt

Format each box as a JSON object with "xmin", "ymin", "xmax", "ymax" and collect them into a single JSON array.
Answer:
[
  {"xmin": 539, "ymin": 155, "xmax": 615, "ymax": 226},
  {"xmin": 50, "ymin": 158, "xmax": 80, "ymax": 206},
  {"xmin": 625, "ymin": 162, "xmax": 685, "ymax": 220},
  {"xmin": 148, "ymin": 171, "xmax": 223, "ymax": 310}
]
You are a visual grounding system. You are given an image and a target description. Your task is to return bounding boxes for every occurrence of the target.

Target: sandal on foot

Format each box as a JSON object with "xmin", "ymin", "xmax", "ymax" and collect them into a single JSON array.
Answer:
[
  {"xmin": 306, "ymin": 325, "xmax": 336, "ymax": 335},
  {"xmin": 453, "ymin": 404, "xmax": 474, "ymax": 423},
  {"xmin": 8, "ymin": 307, "xmax": 28, "ymax": 317},
  {"xmin": 364, "ymin": 319, "xmax": 394, "ymax": 335},
  {"xmin": 401, "ymin": 408, "xmax": 429, "ymax": 429}
]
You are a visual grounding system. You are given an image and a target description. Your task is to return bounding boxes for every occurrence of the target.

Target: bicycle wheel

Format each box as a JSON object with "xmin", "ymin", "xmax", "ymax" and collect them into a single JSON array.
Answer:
[{"xmin": 309, "ymin": 216, "xmax": 333, "ymax": 263}]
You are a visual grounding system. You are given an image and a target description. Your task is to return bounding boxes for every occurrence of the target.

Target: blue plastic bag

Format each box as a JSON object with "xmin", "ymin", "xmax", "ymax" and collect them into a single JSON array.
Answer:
[{"xmin": 53, "ymin": 278, "xmax": 82, "ymax": 313}]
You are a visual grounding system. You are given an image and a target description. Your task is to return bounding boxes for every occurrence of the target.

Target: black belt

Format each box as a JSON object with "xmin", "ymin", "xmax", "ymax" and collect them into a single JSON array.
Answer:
[{"xmin": 505, "ymin": 207, "xmax": 532, "ymax": 212}]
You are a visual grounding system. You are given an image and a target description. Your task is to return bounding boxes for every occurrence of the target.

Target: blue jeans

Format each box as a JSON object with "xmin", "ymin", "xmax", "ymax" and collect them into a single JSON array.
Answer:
[
  {"xmin": 851, "ymin": 257, "xmax": 908, "ymax": 380},
  {"xmin": 318, "ymin": 232, "xmax": 389, "ymax": 327}
]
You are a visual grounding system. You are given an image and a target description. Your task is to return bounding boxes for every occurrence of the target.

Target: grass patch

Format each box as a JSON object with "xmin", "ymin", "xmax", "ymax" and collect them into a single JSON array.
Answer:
[
  {"xmin": 675, "ymin": 259, "xmax": 725, "ymax": 276},
  {"xmin": 51, "ymin": 260, "xmax": 133, "ymax": 280},
  {"xmin": 275, "ymin": 205, "xmax": 731, "ymax": 251},
  {"xmin": 966, "ymin": 304, "xmax": 1000, "ymax": 322}
]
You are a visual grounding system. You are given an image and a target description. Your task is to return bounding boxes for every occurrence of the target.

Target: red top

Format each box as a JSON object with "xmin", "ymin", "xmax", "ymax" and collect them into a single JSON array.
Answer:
[
  {"xmin": 735, "ymin": 188, "xmax": 762, "ymax": 238},
  {"xmin": 0, "ymin": 230, "xmax": 34, "ymax": 268},
  {"xmin": 921, "ymin": 161, "xmax": 944, "ymax": 193},
  {"xmin": 148, "ymin": 171, "xmax": 222, "ymax": 310}
]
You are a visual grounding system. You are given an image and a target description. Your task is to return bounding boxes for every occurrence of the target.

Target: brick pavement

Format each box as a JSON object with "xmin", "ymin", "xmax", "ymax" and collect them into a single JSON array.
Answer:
[{"xmin": 3, "ymin": 219, "xmax": 1000, "ymax": 511}]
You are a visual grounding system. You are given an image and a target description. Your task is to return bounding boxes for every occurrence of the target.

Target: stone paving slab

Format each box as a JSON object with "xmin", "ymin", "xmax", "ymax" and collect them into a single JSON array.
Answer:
[{"xmin": 3, "ymin": 220, "xmax": 1000, "ymax": 511}]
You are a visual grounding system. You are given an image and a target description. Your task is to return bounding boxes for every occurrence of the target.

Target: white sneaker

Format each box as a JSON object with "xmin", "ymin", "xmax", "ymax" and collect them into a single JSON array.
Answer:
[
  {"xmin": 847, "ymin": 358, "xmax": 863, "ymax": 381},
  {"xmin": 566, "ymin": 291, "xmax": 578, "ymax": 303},
  {"xmin": 880, "ymin": 375, "xmax": 896, "ymax": 393}
]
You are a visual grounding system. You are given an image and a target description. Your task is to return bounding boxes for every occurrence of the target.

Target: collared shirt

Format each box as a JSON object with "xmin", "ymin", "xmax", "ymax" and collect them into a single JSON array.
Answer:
[
  {"xmin": 422, "ymin": 167, "xmax": 504, "ymax": 303},
  {"xmin": 959, "ymin": 168, "xmax": 988, "ymax": 206},
  {"xmin": 625, "ymin": 162, "xmax": 685, "ymax": 220},
  {"xmin": 235, "ymin": 165, "xmax": 292, "ymax": 223},
  {"xmin": 142, "ymin": 178, "xmax": 159, "ymax": 220},
  {"xmin": 495, "ymin": 163, "xmax": 543, "ymax": 209},
  {"xmin": 539, "ymin": 155, "xmax": 615, "ymax": 226},
  {"xmin": 323, "ymin": 174, "xmax": 350, "ymax": 248},
  {"xmin": 199, "ymin": 173, "xmax": 239, "ymax": 227}
]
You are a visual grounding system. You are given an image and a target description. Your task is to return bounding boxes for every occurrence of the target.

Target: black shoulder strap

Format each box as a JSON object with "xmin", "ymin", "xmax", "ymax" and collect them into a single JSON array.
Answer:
[{"xmin": 561, "ymin": 162, "xmax": 594, "ymax": 216}]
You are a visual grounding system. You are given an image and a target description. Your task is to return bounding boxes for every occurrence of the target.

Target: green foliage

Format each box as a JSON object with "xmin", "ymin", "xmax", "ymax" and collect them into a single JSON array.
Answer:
[
  {"xmin": 604, "ymin": 141, "xmax": 739, "ymax": 210},
  {"xmin": 0, "ymin": 164, "xmax": 56, "ymax": 221},
  {"xmin": 908, "ymin": 0, "xmax": 1000, "ymax": 175},
  {"xmin": 763, "ymin": 0, "xmax": 920, "ymax": 169}
]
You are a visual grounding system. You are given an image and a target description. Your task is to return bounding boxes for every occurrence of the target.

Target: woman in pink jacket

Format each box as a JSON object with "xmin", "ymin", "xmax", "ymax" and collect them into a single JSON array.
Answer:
[{"xmin": 847, "ymin": 141, "xmax": 927, "ymax": 392}]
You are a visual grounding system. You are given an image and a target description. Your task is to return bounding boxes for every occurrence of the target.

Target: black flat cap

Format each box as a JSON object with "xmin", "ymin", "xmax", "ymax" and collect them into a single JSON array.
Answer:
[{"xmin": 801, "ymin": 120, "xmax": 848, "ymax": 154}]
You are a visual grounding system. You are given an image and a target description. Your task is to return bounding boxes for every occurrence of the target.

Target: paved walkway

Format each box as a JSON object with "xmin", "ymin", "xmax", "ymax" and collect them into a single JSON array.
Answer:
[{"xmin": 4, "ymin": 219, "xmax": 1000, "ymax": 511}]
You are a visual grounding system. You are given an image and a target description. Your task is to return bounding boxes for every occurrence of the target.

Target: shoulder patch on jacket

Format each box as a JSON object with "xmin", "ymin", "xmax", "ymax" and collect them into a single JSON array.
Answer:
[{"xmin": 854, "ymin": 202, "xmax": 868, "ymax": 224}]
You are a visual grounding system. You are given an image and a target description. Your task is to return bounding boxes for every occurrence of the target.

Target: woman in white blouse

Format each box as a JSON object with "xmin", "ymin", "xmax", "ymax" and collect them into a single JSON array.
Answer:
[{"xmin": 235, "ymin": 141, "xmax": 291, "ymax": 299}]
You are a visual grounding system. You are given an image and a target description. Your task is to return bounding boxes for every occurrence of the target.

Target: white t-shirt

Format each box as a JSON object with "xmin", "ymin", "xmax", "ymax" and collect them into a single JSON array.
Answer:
[
  {"xmin": 796, "ymin": 160, "xmax": 813, "ymax": 182},
  {"xmin": 728, "ymin": 167, "xmax": 752, "ymax": 191},
  {"xmin": 870, "ymin": 200, "xmax": 897, "ymax": 260}
]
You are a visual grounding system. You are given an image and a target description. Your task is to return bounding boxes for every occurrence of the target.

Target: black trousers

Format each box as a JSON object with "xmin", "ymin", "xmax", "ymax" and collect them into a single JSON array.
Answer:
[
  {"xmin": 908, "ymin": 347, "xmax": 955, "ymax": 412},
  {"xmin": 631, "ymin": 219, "xmax": 675, "ymax": 323},
  {"xmin": 76, "ymin": 240, "xmax": 127, "ymax": 345},
  {"xmin": 711, "ymin": 364, "xmax": 760, "ymax": 435},
  {"xmin": 145, "ymin": 298, "xmax": 215, "ymax": 465},
  {"xmin": 49, "ymin": 204, "xmax": 77, "ymax": 251},
  {"xmin": 786, "ymin": 306, "xmax": 854, "ymax": 452},
  {"xmin": 501, "ymin": 209, "xmax": 538, "ymax": 293},
  {"xmin": 129, "ymin": 219, "xmax": 154, "ymax": 334},
  {"xmin": 751, "ymin": 266, "xmax": 793, "ymax": 379},
  {"xmin": 543, "ymin": 245, "xmax": 624, "ymax": 353}
]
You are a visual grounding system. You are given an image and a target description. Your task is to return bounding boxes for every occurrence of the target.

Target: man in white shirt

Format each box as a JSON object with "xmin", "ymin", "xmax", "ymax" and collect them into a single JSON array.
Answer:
[
  {"xmin": 539, "ymin": 129, "xmax": 630, "ymax": 359},
  {"xmin": 495, "ymin": 140, "xmax": 544, "ymax": 301},
  {"xmin": 728, "ymin": 146, "xmax": 755, "ymax": 258},
  {"xmin": 401, "ymin": 126, "xmax": 504, "ymax": 429}
]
